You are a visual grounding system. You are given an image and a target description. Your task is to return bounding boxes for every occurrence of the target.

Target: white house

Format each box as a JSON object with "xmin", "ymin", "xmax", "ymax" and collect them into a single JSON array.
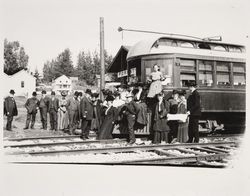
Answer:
[
  {"xmin": 52, "ymin": 75, "xmax": 72, "ymax": 94},
  {"xmin": 3, "ymin": 70, "xmax": 36, "ymax": 97}
]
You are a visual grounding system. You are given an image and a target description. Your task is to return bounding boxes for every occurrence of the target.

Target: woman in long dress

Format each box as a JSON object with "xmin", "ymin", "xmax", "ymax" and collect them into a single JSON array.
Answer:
[
  {"xmin": 177, "ymin": 90, "xmax": 189, "ymax": 143},
  {"xmin": 98, "ymin": 95, "xmax": 118, "ymax": 140},
  {"xmin": 91, "ymin": 92, "xmax": 103, "ymax": 135},
  {"xmin": 147, "ymin": 64, "xmax": 164, "ymax": 98},
  {"xmin": 153, "ymin": 92, "xmax": 170, "ymax": 144},
  {"xmin": 58, "ymin": 91, "xmax": 69, "ymax": 131}
]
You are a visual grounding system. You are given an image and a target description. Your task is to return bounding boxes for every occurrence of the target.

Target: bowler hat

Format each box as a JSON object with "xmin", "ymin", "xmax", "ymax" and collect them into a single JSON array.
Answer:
[
  {"xmin": 85, "ymin": 89, "xmax": 92, "ymax": 95},
  {"xmin": 51, "ymin": 91, "xmax": 56, "ymax": 95},
  {"xmin": 42, "ymin": 90, "xmax": 46, "ymax": 94},
  {"xmin": 32, "ymin": 91, "xmax": 37, "ymax": 96},
  {"xmin": 74, "ymin": 91, "xmax": 79, "ymax": 96},
  {"xmin": 106, "ymin": 95, "xmax": 114, "ymax": 102},
  {"xmin": 61, "ymin": 91, "xmax": 67, "ymax": 96},
  {"xmin": 9, "ymin": 89, "xmax": 15, "ymax": 95},
  {"xmin": 92, "ymin": 92, "xmax": 99, "ymax": 98},
  {"xmin": 187, "ymin": 81, "xmax": 197, "ymax": 87},
  {"xmin": 172, "ymin": 89, "xmax": 178, "ymax": 95}
]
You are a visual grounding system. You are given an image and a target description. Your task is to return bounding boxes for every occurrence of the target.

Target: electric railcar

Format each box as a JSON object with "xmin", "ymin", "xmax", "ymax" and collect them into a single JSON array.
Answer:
[{"xmin": 113, "ymin": 36, "xmax": 246, "ymax": 134}]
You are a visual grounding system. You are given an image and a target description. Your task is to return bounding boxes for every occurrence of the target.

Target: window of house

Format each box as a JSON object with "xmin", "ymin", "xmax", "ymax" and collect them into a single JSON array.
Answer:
[
  {"xmin": 198, "ymin": 61, "xmax": 213, "ymax": 86},
  {"xmin": 21, "ymin": 81, "xmax": 24, "ymax": 88}
]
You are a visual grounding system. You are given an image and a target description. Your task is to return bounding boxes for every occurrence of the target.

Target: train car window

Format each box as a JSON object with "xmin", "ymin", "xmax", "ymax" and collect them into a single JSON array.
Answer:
[
  {"xmin": 198, "ymin": 43, "xmax": 211, "ymax": 49},
  {"xmin": 233, "ymin": 75, "xmax": 246, "ymax": 86},
  {"xmin": 180, "ymin": 73, "xmax": 196, "ymax": 87},
  {"xmin": 229, "ymin": 46, "xmax": 242, "ymax": 53},
  {"xmin": 212, "ymin": 45, "xmax": 227, "ymax": 51},
  {"xmin": 233, "ymin": 63, "xmax": 245, "ymax": 73},
  {"xmin": 179, "ymin": 42, "xmax": 195, "ymax": 48},
  {"xmin": 199, "ymin": 61, "xmax": 213, "ymax": 71},
  {"xmin": 180, "ymin": 59, "xmax": 196, "ymax": 71},
  {"xmin": 217, "ymin": 62, "xmax": 230, "ymax": 72},
  {"xmin": 199, "ymin": 72, "xmax": 213, "ymax": 86},
  {"xmin": 217, "ymin": 73, "xmax": 230, "ymax": 86}
]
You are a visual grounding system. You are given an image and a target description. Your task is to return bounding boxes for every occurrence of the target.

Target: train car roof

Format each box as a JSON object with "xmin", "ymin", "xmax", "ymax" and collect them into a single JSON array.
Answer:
[{"xmin": 127, "ymin": 36, "xmax": 245, "ymax": 60}]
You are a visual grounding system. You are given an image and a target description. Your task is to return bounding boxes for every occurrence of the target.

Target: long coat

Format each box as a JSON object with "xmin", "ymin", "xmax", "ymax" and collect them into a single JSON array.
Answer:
[
  {"xmin": 153, "ymin": 101, "xmax": 170, "ymax": 132},
  {"xmin": 25, "ymin": 97, "xmax": 39, "ymax": 114},
  {"xmin": 4, "ymin": 96, "xmax": 18, "ymax": 116},
  {"xmin": 187, "ymin": 90, "xmax": 201, "ymax": 117},
  {"xmin": 80, "ymin": 96, "xmax": 94, "ymax": 120},
  {"xmin": 98, "ymin": 106, "xmax": 118, "ymax": 140},
  {"xmin": 48, "ymin": 98, "xmax": 59, "ymax": 112}
]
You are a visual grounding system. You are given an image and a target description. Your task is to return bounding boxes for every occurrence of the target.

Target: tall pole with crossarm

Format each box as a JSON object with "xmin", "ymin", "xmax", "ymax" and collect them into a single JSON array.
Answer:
[{"xmin": 100, "ymin": 17, "xmax": 105, "ymax": 101}]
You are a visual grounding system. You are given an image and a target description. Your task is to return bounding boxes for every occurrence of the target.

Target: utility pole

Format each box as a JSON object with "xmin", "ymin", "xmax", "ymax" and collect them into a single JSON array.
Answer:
[{"xmin": 100, "ymin": 17, "xmax": 105, "ymax": 101}]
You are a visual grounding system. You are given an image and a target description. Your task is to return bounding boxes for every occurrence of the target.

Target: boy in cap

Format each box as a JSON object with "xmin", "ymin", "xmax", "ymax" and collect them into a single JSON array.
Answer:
[
  {"xmin": 39, "ymin": 90, "xmax": 50, "ymax": 130},
  {"xmin": 4, "ymin": 89, "xmax": 18, "ymax": 131},
  {"xmin": 48, "ymin": 91, "xmax": 59, "ymax": 131},
  {"xmin": 24, "ymin": 91, "xmax": 39, "ymax": 129}
]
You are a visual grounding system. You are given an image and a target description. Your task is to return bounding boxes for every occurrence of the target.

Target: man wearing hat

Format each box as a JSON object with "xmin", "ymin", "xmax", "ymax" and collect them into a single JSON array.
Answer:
[
  {"xmin": 4, "ymin": 89, "xmax": 18, "ymax": 131},
  {"xmin": 186, "ymin": 81, "xmax": 201, "ymax": 143},
  {"xmin": 48, "ymin": 91, "xmax": 59, "ymax": 131},
  {"xmin": 66, "ymin": 91, "xmax": 80, "ymax": 134},
  {"xmin": 24, "ymin": 91, "xmax": 39, "ymax": 129},
  {"xmin": 124, "ymin": 93, "xmax": 139, "ymax": 144},
  {"xmin": 39, "ymin": 90, "xmax": 50, "ymax": 130},
  {"xmin": 80, "ymin": 89, "xmax": 94, "ymax": 139}
]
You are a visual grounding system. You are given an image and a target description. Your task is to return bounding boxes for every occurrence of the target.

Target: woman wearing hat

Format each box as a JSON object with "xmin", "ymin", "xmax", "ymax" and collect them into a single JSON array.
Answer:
[
  {"xmin": 176, "ymin": 90, "xmax": 188, "ymax": 143},
  {"xmin": 58, "ymin": 91, "xmax": 69, "ymax": 131},
  {"xmin": 152, "ymin": 92, "xmax": 170, "ymax": 144},
  {"xmin": 90, "ymin": 92, "xmax": 103, "ymax": 135},
  {"xmin": 97, "ymin": 95, "xmax": 117, "ymax": 140}
]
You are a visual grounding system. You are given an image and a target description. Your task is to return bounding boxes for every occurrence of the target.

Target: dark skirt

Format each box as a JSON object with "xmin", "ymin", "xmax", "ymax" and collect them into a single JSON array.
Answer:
[{"xmin": 98, "ymin": 119, "xmax": 114, "ymax": 140}]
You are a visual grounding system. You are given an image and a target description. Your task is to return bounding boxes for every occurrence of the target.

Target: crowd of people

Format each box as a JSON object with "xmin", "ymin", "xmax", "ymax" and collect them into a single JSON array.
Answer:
[{"xmin": 4, "ymin": 64, "xmax": 201, "ymax": 145}]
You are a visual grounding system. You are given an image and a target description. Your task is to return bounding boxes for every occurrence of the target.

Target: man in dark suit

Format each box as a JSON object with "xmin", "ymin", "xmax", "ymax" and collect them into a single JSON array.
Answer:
[
  {"xmin": 24, "ymin": 91, "xmax": 39, "ymax": 129},
  {"xmin": 4, "ymin": 89, "xmax": 18, "ymax": 131},
  {"xmin": 80, "ymin": 89, "xmax": 94, "ymax": 140},
  {"xmin": 48, "ymin": 91, "xmax": 59, "ymax": 131},
  {"xmin": 187, "ymin": 81, "xmax": 201, "ymax": 143},
  {"xmin": 39, "ymin": 90, "xmax": 50, "ymax": 130},
  {"xmin": 66, "ymin": 91, "xmax": 79, "ymax": 134}
]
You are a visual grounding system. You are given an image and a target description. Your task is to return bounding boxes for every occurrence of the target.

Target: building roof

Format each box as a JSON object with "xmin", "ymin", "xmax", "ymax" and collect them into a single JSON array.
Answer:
[
  {"xmin": 107, "ymin": 45, "xmax": 131, "ymax": 73},
  {"xmin": 54, "ymin": 75, "xmax": 72, "ymax": 84},
  {"xmin": 127, "ymin": 36, "xmax": 246, "ymax": 60},
  {"xmin": 4, "ymin": 69, "xmax": 36, "ymax": 78}
]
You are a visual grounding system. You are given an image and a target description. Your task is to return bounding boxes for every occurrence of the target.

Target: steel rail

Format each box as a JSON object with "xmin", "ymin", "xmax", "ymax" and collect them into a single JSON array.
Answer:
[
  {"xmin": 4, "ymin": 138, "xmax": 127, "ymax": 148},
  {"xmin": 9, "ymin": 141, "xmax": 237, "ymax": 156}
]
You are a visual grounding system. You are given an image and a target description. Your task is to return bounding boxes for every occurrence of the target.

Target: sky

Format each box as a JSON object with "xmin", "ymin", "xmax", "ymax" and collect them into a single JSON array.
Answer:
[{"xmin": 1, "ymin": 0, "xmax": 249, "ymax": 74}]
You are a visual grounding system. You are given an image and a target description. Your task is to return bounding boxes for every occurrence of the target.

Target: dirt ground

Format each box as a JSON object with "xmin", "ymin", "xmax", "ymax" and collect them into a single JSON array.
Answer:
[{"xmin": 3, "ymin": 96, "xmax": 70, "ymax": 139}]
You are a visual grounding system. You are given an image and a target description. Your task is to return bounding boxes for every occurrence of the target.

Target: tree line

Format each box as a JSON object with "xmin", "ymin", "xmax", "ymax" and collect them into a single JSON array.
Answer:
[{"xmin": 43, "ymin": 49, "xmax": 113, "ymax": 85}]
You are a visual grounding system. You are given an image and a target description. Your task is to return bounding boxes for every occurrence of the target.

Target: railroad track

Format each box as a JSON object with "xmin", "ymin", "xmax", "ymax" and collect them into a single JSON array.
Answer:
[{"xmin": 4, "ymin": 135, "xmax": 239, "ymax": 168}]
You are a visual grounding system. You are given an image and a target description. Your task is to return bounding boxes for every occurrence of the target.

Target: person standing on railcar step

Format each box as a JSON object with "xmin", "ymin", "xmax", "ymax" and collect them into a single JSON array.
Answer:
[
  {"xmin": 147, "ymin": 64, "xmax": 165, "ymax": 98},
  {"xmin": 39, "ymin": 90, "xmax": 50, "ymax": 130},
  {"xmin": 48, "ymin": 91, "xmax": 59, "ymax": 131},
  {"xmin": 4, "ymin": 90, "xmax": 18, "ymax": 131},
  {"xmin": 80, "ymin": 89, "xmax": 94, "ymax": 140},
  {"xmin": 124, "ymin": 93, "xmax": 139, "ymax": 145},
  {"xmin": 186, "ymin": 81, "xmax": 201, "ymax": 143},
  {"xmin": 24, "ymin": 91, "xmax": 39, "ymax": 129},
  {"xmin": 66, "ymin": 91, "xmax": 79, "ymax": 135}
]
